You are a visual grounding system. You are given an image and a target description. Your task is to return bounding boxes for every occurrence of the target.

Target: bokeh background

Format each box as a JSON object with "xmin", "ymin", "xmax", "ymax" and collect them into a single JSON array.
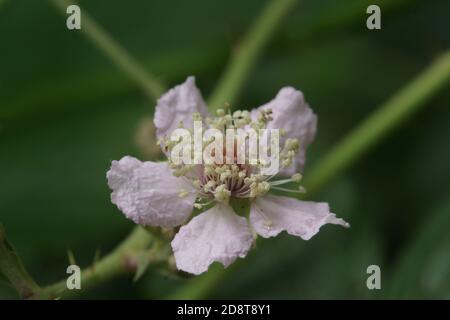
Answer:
[{"xmin": 1, "ymin": 0, "xmax": 450, "ymax": 299}]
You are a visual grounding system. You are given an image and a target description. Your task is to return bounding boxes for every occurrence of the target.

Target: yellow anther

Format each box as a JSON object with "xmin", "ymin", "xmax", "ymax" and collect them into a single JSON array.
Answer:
[
  {"xmin": 263, "ymin": 220, "xmax": 273, "ymax": 228},
  {"xmin": 291, "ymin": 173, "xmax": 303, "ymax": 182},
  {"xmin": 193, "ymin": 203, "xmax": 203, "ymax": 209},
  {"xmin": 178, "ymin": 190, "xmax": 189, "ymax": 198},
  {"xmin": 214, "ymin": 184, "xmax": 231, "ymax": 203}
]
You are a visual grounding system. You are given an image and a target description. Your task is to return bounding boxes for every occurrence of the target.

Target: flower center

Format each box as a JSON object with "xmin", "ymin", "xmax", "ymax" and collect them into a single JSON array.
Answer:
[{"xmin": 162, "ymin": 106, "xmax": 306, "ymax": 209}]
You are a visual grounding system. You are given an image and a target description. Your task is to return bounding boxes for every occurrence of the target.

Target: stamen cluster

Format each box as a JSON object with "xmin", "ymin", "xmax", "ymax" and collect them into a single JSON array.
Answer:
[{"xmin": 160, "ymin": 106, "xmax": 306, "ymax": 208}]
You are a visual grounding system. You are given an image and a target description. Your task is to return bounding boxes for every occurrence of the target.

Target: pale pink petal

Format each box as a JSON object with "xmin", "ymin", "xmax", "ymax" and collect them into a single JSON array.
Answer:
[
  {"xmin": 107, "ymin": 156, "xmax": 196, "ymax": 228},
  {"xmin": 154, "ymin": 76, "xmax": 209, "ymax": 141},
  {"xmin": 171, "ymin": 204, "xmax": 253, "ymax": 275},
  {"xmin": 250, "ymin": 194, "xmax": 349, "ymax": 240},
  {"xmin": 251, "ymin": 87, "xmax": 317, "ymax": 175}
]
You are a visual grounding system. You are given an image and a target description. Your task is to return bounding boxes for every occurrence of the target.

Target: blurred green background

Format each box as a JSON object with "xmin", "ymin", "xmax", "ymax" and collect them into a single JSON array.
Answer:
[{"xmin": 1, "ymin": 0, "xmax": 450, "ymax": 299}]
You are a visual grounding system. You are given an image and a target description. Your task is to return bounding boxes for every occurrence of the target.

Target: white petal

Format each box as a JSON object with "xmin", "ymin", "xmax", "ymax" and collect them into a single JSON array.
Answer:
[
  {"xmin": 250, "ymin": 194, "xmax": 349, "ymax": 240},
  {"xmin": 251, "ymin": 87, "xmax": 317, "ymax": 175},
  {"xmin": 171, "ymin": 204, "xmax": 253, "ymax": 275},
  {"xmin": 107, "ymin": 156, "xmax": 196, "ymax": 228},
  {"xmin": 154, "ymin": 76, "xmax": 209, "ymax": 141}
]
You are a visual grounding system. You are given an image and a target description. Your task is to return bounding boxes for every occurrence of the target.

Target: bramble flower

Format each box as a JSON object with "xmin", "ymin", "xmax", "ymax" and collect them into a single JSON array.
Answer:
[{"xmin": 107, "ymin": 76, "xmax": 349, "ymax": 275}]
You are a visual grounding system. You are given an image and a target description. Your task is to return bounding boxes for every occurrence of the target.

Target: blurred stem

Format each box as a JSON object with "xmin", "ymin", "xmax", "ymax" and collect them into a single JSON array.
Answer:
[
  {"xmin": 170, "ymin": 50, "xmax": 450, "ymax": 299},
  {"xmin": 48, "ymin": 0, "xmax": 166, "ymax": 100},
  {"xmin": 39, "ymin": 227, "xmax": 158, "ymax": 299},
  {"xmin": 207, "ymin": 0, "xmax": 297, "ymax": 111},
  {"xmin": 0, "ymin": 225, "xmax": 49, "ymax": 299},
  {"xmin": 304, "ymin": 50, "xmax": 450, "ymax": 194},
  {"xmin": 2, "ymin": 0, "xmax": 412, "ymax": 123}
]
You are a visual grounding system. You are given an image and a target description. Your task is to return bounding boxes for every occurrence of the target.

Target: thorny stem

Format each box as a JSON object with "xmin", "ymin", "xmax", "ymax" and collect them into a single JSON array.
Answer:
[
  {"xmin": 49, "ymin": 0, "xmax": 166, "ymax": 100},
  {"xmin": 39, "ymin": 227, "xmax": 163, "ymax": 299},
  {"xmin": 0, "ymin": 225, "xmax": 49, "ymax": 299},
  {"xmin": 16, "ymin": 0, "xmax": 170, "ymax": 299}
]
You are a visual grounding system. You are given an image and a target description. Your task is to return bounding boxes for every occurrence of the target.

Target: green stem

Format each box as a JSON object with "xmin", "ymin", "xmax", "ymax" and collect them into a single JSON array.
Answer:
[
  {"xmin": 169, "ymin": 50, "xmax": 450, "ymax": 299},
  {"xmin": 49, "ymin": 0, "xmax": 166, "ymax": 100},
  {"xmin": 39, "ymin": 227, "xmax": 155, "ymax": 299},
  {"xmin": 304, "ymin": 50, "xmax": 450, "ymax": 194},
  {"xmin": 207, "ymin": 0, "xmax": 297, "ymax": 112},
  {"xmin": 0, "ymin": 225, "xmax": 48, "ymax": 299}
]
